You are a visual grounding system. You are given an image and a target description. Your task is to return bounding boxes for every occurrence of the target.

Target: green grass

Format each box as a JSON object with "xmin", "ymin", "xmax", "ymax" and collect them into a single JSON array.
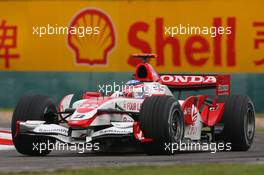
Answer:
[
  {"xmin": 256, "ymin": 114, "xmax": 264, "ymax": 118},
  {"xmin": 0, "ymin": 108, "xmax": 12, "ymax": 112},
  {"xmin": 2, "ymin": 164, "xmax": 264, "ymax": 175},
  {"xmin": 256, "ymin": 128, "xmax": 264, "ymax": 133}
]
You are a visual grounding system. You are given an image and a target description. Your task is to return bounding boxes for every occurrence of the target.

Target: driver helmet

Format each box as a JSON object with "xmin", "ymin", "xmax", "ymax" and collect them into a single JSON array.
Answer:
[{"xmin": 124, "ymin": 80, "xmax": 144, "ymax": 98}]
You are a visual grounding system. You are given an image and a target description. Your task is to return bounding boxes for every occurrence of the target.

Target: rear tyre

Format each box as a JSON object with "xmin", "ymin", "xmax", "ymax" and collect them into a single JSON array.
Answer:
[
  {"xmin": 216, "ymin": 95, "xmax": 255, "ymax": 151},
  {"xmin": 11, "ymin": 95, "xmax": 58, "ymax": 156},
  {"xmin": 139, "ymin": 96, "xmax": 184, "ymax": 155}
]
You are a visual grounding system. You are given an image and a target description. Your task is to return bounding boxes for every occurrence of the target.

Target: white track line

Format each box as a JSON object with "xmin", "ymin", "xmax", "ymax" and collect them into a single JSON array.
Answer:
[
  {"xmin": 0, "ymin": 145, "xmax": 15, "ymax": 150},
  {"xmin": 0, "ymin": 132, "xmax": 12, "ymax": 140}
]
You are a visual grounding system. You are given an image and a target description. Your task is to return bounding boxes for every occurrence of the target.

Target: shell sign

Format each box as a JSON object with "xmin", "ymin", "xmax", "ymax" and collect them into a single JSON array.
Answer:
[
  {"xmin": 68, "ymin": 9, "xmax": 116, "ymax": 65},
  {"xmin": 0, "ymin": 0, "xmax": 264, "ymax": 73}
]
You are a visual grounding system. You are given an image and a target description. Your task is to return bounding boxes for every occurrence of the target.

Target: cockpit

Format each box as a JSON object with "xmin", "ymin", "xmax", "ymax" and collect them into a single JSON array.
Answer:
[{"xmin": 110, "ymin": 79, "xmax": 170, "ymax": 99}]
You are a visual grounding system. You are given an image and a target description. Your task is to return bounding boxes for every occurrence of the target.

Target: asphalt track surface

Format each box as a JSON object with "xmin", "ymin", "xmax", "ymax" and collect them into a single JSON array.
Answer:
[{"xmin": 0, "ymin": 133, "xmax": 264, "ymax": 172}]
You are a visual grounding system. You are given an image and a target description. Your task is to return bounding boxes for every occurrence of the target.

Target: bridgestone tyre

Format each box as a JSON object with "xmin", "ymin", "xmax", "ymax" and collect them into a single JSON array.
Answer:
[
  {"xmin": 11, "ymin": 95, "xmax": 58, "ymax": 156},
  {"xmin": 139, "ymin": 96, "xmax": 184, "ymax": 155},
  {"xmin": 216, "ymin": 95, "xmax": 255, "ymax": 151}
]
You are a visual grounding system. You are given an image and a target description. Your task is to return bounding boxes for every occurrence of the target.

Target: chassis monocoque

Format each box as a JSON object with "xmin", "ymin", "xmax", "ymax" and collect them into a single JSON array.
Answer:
[{"xmin": 11, "ymin": 54, "xmax": 255, "ymax": 156}]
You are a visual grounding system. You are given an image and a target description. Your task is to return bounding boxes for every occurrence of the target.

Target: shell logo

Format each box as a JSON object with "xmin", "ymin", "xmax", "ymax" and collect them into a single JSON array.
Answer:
[{"xmin": 68, "ymin": 8, "xmax": 116, "ymax": 65}]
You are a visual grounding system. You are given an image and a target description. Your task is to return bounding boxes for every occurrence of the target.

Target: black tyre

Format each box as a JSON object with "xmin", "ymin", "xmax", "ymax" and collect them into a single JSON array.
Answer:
[
  {"xmin": 139, "ymin": 96, "xmax": 184, "ymax": 155},
  {"xmin": 216, "ymin": 95, "xmax": 255, "ymax": 151},
  {"xmin": 11, "ymin": 95, "xmax": 58, "ymax": 156}
]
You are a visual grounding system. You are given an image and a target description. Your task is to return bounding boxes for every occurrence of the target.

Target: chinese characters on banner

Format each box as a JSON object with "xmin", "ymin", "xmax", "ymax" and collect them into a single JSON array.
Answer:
[
  {"xmin": 0, "ymin": 20, "xmax": 19, "ymax": 68},
  {"xmin": 253, "ymin": 22, "xmax": 264, "ymax": 66}
]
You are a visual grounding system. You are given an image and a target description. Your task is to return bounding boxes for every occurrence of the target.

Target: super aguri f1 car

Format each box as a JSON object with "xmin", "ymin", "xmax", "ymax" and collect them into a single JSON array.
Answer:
[{"xmin": 11, "ymin": 54, "xmax": 255, "ymax": 156}]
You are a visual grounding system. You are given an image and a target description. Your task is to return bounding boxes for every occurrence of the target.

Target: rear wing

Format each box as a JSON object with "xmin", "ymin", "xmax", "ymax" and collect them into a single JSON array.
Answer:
[
  {"xmin": 131, "ymin": 53, "xmax": 230, "ymax": 96},
  {"xmin": 160, "ymin": 74, "xmax": 230, "ymax": 96}
]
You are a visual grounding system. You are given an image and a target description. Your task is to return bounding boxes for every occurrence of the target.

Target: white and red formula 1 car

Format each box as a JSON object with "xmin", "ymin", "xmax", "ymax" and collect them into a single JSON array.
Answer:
[{"xmin": 11, "ymin": 54, "xmax": 255, "ymax": 156}]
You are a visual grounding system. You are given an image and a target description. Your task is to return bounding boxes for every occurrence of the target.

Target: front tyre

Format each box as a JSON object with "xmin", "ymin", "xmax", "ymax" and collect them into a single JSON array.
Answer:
[
  {"xmin": 139, "ymin": 96, "xmax": 184, "ymax": 155},
  {"xmin": 11, "ymin": 95, "xmax": 58, "ymax": 156}
]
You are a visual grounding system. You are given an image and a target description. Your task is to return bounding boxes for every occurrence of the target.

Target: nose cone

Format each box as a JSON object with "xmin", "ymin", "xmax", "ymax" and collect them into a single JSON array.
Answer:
[
  {"xmin": 67, "ymin": 97, "xmax": 111, "ymax": 128},
  {"xmin": 67, "ymin": 116, "xmax": 96, "ymax": 128}
]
